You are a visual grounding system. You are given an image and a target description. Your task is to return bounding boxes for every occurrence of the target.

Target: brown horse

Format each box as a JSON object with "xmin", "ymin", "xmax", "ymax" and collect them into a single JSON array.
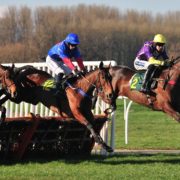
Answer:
[
  {"xmin": 0, "ymin": 64, "xmax": 17, "ymax": 98},
  {"xmin": 99, "ymin": 58, "xmax": 180, "ymax": 122},
  {"xmin": 0, "ymin": 64, "xmax": 17, "ymax": 121},
  {"xmin": 0, "ymin": 62, "xmax": 115, "ymax": 152}
]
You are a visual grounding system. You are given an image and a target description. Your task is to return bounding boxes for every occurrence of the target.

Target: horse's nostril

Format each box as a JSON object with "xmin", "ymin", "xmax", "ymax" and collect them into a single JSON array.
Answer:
[
  {"xmin": 10, "ymin": 91, "xmax": 17, "ymax": 98},
  {"xmin": 106, "ymin": 93, "xmax": 112, "ymax": 99},
  {"xmin": 14, "ymin": 92, "xmax": 17, "ymax": 98}
]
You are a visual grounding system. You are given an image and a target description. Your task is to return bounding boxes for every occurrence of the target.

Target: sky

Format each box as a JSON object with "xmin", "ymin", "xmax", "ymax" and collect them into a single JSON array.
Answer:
[{"xmin": 0, "ymin": 0, "xmax": 180, "ymax": 16}]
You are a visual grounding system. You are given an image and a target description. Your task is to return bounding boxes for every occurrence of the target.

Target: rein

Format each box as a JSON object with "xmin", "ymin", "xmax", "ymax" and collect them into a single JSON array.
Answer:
[
  {"xmin": 79, "ymin": 69, "xmax": 112, "ymax": 99},
  {"xmin": 79, "ymin": 69, "xmax": 116, "ymax": 113},
  {"xmin": 75, "ymin": 71, "xmax": 103, "ymax": 100}
]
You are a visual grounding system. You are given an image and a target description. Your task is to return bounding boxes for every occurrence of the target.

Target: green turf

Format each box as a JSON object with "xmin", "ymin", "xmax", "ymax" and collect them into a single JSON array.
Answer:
[
  {"xmin": 0, "ymin": 154, "xmax": 179, "ymax": 179},
  {"xmin": 0, "ymin": 99, "xmax": 179, "ymax": 179},
  {"xmin": 113, "ymin": 100, "xmax": 180, "ymax": 149}
]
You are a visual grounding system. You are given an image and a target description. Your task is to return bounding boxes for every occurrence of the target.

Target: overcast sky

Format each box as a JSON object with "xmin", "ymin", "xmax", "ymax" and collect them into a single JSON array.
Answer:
[{"xmin": 0, "ymin": 0, "xmax": 179, "ymax": 15}]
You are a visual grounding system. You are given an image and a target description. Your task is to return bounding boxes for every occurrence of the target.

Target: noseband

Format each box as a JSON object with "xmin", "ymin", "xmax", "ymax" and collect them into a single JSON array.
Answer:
[{"xmin": 96, "ymin": 69, "xmax": 116, "ymax": 112}]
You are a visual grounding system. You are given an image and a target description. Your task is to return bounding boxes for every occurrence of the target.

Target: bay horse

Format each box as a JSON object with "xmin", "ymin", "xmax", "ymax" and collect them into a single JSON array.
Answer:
[
  {"xmin": 99, "ymin": 58, "xmax": 180, "ymax": 122},
  {"xmin": 0, "ymin": 64, "xmax": 17, "ymax": 121},
  {"xmin": 0, "ymin": 64, "xmax": 17, "ymax": 98},
  {"xmin": 0, "ymin": 62, "xmax": 115, "ymax": 152}
]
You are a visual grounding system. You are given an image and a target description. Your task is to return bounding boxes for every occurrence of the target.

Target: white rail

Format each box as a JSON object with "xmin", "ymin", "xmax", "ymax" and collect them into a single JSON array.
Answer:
[
  {"xmin": 1, "ymin": 61, "xmax": 118, "ymax": 153},
  {"xmin": 2, "ymin": 61, "xmax": 116, "ymax": 117}
]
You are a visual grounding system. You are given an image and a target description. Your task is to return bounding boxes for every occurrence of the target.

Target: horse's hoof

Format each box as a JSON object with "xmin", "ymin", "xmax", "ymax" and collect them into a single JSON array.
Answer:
[
  {"xmin": 102, "ymin": 143, "xmax": 114, "ymax": 153},
  {"xmin": 107, "ymin": 148, "xmax": 114, "ymax": 153}
]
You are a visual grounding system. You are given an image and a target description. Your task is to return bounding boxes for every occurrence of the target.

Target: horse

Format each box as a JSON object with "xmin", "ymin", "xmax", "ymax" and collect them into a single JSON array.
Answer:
[
  {"xmin": 0, "ymin": 62, "xmax": 115, "ymax": 152},
  {"xmin": 0, "ymin": 64, "xmax": 17, "ymax": 98},
  {"xmin": 99, "ymin": 57, "xmax": 180, "ymax": 122},
  {"xmin": 0, "ymin": 64, "xmax": 18, "ymax": 121}
]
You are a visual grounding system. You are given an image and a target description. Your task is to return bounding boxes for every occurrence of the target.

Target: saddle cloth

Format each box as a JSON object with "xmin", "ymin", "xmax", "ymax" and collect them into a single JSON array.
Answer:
[{"xmin": 130, "ymin": 72, "xmax": 144, "ymax": 91}]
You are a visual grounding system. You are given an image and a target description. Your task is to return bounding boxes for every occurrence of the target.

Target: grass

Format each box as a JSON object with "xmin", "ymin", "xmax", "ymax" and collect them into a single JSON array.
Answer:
[
  {"xmin": 0, "ymin": 100, "xmax": 179, "ymax": 179},
  {"xmin": 113, "ymin": 100, "xmax": 180, "ymax": 149},
  {"xmin": 0, "ymin": 154, "xmax": 180, "ymax": 179}
]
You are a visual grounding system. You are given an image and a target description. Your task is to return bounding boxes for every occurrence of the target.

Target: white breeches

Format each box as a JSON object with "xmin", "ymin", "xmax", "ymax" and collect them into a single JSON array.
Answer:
[
  {"xmin": 46, "ymin": 55, "xmax": 72, "ymax": 75},
  {"xmin": 134, "ymin": 58, "xmax": 150, "ymax": 70}
]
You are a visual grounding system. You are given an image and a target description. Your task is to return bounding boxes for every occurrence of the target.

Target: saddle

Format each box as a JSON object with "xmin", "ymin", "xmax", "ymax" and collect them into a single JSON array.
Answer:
[{"xmin": 130, "ymin": 67, "xmax": 161, "ymax": 92}]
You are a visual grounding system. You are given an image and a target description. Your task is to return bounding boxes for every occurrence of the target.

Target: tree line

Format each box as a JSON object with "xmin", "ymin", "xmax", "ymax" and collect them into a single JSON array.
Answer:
[{"xmin": 0, "ymin": 5, "xmax": 180, "ymax": 68}]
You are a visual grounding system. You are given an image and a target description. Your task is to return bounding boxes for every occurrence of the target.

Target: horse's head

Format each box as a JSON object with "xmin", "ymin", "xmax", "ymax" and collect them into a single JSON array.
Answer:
[
  {"xmin": 0, "ymin": 64, "xmax": 17, "ymax": 98},
  {"xmin": 163, "ymin": 56, "xmax": 180, "ymax": 83},
  {"xmin": 95, "ymin": 61, "xmax": 116, "ymax": 111}
]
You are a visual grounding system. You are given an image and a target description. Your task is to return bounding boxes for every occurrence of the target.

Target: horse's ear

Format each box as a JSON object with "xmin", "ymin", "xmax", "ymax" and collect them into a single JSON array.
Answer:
[
  {"xmin": 99, "ymin": 61, "xmax": 104, "ymax": 69},
  {"xmin": 108, "ymin": 62, "xmax": 112, "ymax": 68},
  {"xmin": 11, "ymin": 63, "xmax": 15, "ymax": 70}
]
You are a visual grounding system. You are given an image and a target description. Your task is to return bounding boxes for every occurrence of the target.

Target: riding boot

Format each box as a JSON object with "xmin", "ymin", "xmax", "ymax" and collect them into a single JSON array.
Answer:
[
  {"xmin": 56, "ymin": 73, "xmax": 64, "ymax": 83},
  {"xmin": 56, "ymin": 73, "xmax": 64, "ymax": 90},
  {"xmin": 140, "ymin": 65, "xmax": 155, "ymax": 93}
]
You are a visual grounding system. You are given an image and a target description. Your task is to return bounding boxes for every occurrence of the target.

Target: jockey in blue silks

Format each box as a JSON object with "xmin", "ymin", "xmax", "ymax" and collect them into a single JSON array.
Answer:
[
  {"xmin": 46, "ymin": 33, "xmax": 86, "ymax": 82},
  {"xmin": 134, "ymin": 34, "xmax": 169, "ymax": 93}
]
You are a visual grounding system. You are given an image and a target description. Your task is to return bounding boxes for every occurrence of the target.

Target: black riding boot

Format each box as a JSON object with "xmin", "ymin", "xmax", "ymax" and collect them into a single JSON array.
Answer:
[
  {"xmin": 56, "ymin": 73, "xmax": 64, "ymax": 90},
  {"xmin": 56, "ymin": 73, "xmax": 64, "ymax": 83},
  {"xmin": 140, "ymin": 65, "xmax": 155, "ymax": 93}
]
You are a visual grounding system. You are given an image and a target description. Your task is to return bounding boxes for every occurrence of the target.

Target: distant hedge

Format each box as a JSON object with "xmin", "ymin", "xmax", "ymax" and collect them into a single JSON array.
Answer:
[{"xmin": 0, "ymin": 5, "xmax": 179, "ymax": 68}]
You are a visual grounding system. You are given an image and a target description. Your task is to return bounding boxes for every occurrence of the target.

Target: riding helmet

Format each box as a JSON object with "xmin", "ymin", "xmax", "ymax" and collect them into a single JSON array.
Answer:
[
  {"xmin": 153, "ymin": 34, "xmax": 166, "ymax": 44},
  {"xmin": 65, "ymin": 33, "xmax": 80, "ymax": 44}
]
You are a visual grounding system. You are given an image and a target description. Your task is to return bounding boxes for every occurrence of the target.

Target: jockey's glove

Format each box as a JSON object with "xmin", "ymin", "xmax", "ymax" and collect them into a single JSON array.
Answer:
[
  {"xmin": 72, "ymin": 69, "xmax": 82, "ymax": 77},
  {"xmin": 149, "ymin": 57, "xmax": 164, "ymax": 66},
  {"xmin": 72, "ymin": 68, "xmax": 79, "ymax": 75},
  {"xmin": 82, "ymin": 68, "xmax": 87, "ymax": 75}
]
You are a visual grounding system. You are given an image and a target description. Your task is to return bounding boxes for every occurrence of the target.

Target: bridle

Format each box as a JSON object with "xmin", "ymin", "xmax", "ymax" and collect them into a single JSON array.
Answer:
[
  {"xmin": 0, "ymin": 70, "xmax": 16, "ymax": 95},
  {"xmin": 80, "ymin": 68, "xmax": 116, "ymax": 113}
]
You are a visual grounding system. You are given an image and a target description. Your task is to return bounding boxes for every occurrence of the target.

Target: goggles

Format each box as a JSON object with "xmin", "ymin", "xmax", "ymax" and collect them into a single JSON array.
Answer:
[
  {"xmin": 68, "ymin": 43, "xmax": 77, "ymax": 47},
  {"xmin": 156, "ymin": 43, "xmax": 165, "ymax": 47}
]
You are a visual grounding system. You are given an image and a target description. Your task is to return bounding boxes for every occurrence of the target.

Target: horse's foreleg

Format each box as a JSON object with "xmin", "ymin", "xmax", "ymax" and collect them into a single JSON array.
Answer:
[
  {"xmin": 0, "ymin": 106, "xmax": 6, "ymax": 123},
  {"xmin": 0, "ymin": 95, "xmax": 9, "ymax": 123},
  {"xmin": 74, "ymin": 107, "xmax": 114, "ymax": 152},
  {"xmin": 163, "ymin": 102, "xmax": 180, "ymax": 122},
  {"xmin": 0, "ymin": 89, "xmax": 4, "ymax": 96},
  {"xmin": 67, "ymin": 89, "xmax": 113, "ymax": 152},
  {"xmin": 0, "ymin": 95, "xmax": 9, "ymax": 105},
  {"xmin": 70, "ymin": 105, "xmax": 113, "ymax": 152},
  {"xmin": 86, "ymin": 123, "xmax": 113, "ymax": 152}
]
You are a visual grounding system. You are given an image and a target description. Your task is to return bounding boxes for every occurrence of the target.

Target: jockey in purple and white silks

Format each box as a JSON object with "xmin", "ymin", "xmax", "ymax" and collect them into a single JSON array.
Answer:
[
  {"xmin": 46, "ymin": 33, "xmax": 86, "ymax": 83},
  {"xmin": 134, "ymin": 34, "xmax": 169, "ymax": 93}
]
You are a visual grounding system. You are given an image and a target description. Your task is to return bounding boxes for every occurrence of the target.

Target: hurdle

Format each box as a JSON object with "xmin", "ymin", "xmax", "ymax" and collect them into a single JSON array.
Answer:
[{"xmin": 0, "ymin": 61, "xmax": 117, "ymax": 159}]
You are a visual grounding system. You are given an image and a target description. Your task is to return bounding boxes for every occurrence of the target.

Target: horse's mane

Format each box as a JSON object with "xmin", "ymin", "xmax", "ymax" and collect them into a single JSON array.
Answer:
[
  {"xmin": 15, "ymin": 65, "xmax": 52, "ymax": 78},
  {"xmin": 73, "ymin": 68, "xmax": 99, "ymax": 83},
  {"xmin": 111, "ymin": 65, "xmax": 136, "ymax": 73}
]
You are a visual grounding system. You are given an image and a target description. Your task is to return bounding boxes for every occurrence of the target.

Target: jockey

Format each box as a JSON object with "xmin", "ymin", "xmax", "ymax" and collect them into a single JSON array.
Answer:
[
  {"xmin": 46, "ymin": 33, "xmax": 86, "ymax": 83},
  {"xmin": 134, "ymin": 34, "xmax": 169, "ymax": 93}
]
